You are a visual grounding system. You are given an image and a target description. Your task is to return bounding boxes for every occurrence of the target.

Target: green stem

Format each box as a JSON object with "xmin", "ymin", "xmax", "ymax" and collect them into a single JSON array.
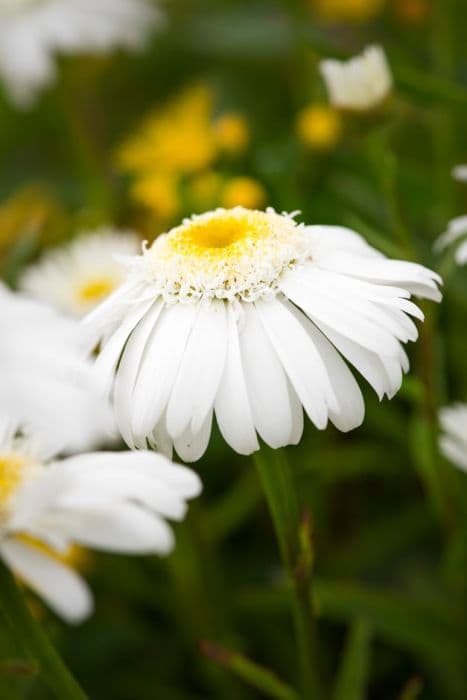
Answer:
[
  {"xmin": 0, "ymin": 562, "xmax": 88, "ymax": 700},
  {"xmin": 200, "ymin": 640, "xmax": 301, "ymax": 700},
  {"xmin": 253, "ymin": 447, "xmax": 323, "ymax": 700}
]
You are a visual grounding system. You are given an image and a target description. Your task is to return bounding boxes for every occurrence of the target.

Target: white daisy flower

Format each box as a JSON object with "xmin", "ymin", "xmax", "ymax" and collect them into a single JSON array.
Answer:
[
  {"xmin": 451, "ymin": 164, "xmax": 467, "ymax": 182},
  {"xmin": 0, "ymin": 283, "xmax": 115, "ymax": 455},
  {"xmin": 84, "ymin": 207, "xmax": 442, "ymax": 462},
  {"xmin": 0, "ymin": 416, "xmax": 201, "ymax": 623},
  {"xmin": 435, "ymin": 215, "xmax": 467, "ymax": 266},
  {"xmin": 439, "ymin": 404, "xmax": 467, "ymax": 472},
  {"xmin": 0, "ymin": 0, "xmax": 162, "ymax": 107},
  {"xmin": 319, "ymin": 45, "xmax": 393, "ymax": 112},
  {"xmin": 20, "ymin": 227, "xmax": 141, "ymax": 318}
]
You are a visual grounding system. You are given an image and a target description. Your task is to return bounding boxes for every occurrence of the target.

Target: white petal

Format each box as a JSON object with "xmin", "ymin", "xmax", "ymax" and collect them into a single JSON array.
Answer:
[
  {"xmin": 113, "ymin": 300, "xmax": 164, "ymax": 446},
  {"xmin": 55, "ymin": 451, "xmax": 202, "ymax": 499},
  {"xmin": 93, "ymin": 298, "xmax": 154, "ymax": 392},
  {"xmin": 305, "ymin": 226, "xmax": 384, "ymax": 260},
  {"xmin": 239, "ymin": 303, "xmax": 294, "ymax": 448},
  {"xmin": 439, "ymin": 436, "xmax": 467, "ymax": 472},
  {"xmin": 131, "ymin": 303, "xmax": 197, "ymax": 441},
  {"xmin": 214, "ymin": 304, "xmax": 259, "ymax": 455},
  {"xmin": 284, "ymin": 302, "xmax": 365, "ymax": 432},
  {"xmin": 254, "ymin": 297, "xmax": 333, "ymax": 429},
  {"xmin": 166, "ymin": 301, "xmax": 227, "ymax": 440},
  {"xmin": 0, "ymin": 538, "xmax": 93, "ymax": 624},
  {"xmin": 312, "ymin": 253, "xmax": 442, "ymax": 301},
  {"xmin": 37, "ymin": 503, "xmax": 175, "ymax": 555},
  {"xmin": 280, "ymin": 271, "xmax": 402, "ymax": 357},
  {"xmin": 173, "ymin": 409, "xmax": 213, "ymax": 463},
  {"xmin": 312, "ymin": 321, "xmax": 393, "ymax": 399}
]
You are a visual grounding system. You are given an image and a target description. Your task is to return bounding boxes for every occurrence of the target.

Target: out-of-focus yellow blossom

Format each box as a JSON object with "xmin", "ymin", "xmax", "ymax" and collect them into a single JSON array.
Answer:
[
  {"xmin": 311, "ymin": 0, "xmax": 384, "ymax": 23},
  {"xmin": 221, "ymin": 177, "xmax": 266, "ymax": 209},
  {"xmin": 188, "ymin": 171, "xmax": 224, "ymax": 211},
  {"xmin": 214, "ymin": 113, "xmax": 250, "ymax": 154},
  {"xmin": 295, "ymin": 104, "xmax": 342, "ymax": 150},
  {"xmin": 131, "ymin": 174, "xmax": 180, "ymax": 220},
  {"xmin": 392, "ymin": 0, "xmax": 430, "ymax": 24},
  {"xmin": 117, "ymin": 85, "xmax": 217, "ymax": 177},
  {"xmin": 0, "ymin": 185, "xmax": 64, "ymax": 257}
]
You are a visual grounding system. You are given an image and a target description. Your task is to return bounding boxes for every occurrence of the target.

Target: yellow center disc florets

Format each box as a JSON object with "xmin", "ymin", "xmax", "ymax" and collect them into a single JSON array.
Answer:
[
  {"xmin": 134, "ymin": 207, "xmax": 312, "ymax": 303},
  {"xmin": 76, "ymin": 277, "xmax": 118, "ymax": 305},
  {"xmin": 0, "ymin": 452, "xmax": 33, "ymax": 521}
]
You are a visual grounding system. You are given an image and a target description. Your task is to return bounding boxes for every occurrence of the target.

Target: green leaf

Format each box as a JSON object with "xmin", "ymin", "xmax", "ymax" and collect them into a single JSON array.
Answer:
[
  {"xmin": 333, "ymin": 618, "xmax": 372, "ymax": 700},
  {"xmin": 200, "ymin": 640, "xmax": 300, "ymax": 700}
]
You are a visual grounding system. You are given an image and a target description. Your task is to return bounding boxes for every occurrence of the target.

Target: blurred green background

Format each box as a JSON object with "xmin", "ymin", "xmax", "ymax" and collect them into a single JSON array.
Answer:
[{"xmin": 0, "ymin": 1, "xmax": 466, "ymax": 698}]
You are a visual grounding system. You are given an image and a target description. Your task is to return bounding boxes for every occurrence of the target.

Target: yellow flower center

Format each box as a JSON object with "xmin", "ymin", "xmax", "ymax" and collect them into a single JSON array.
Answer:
[
  {"xmin": 77, "ymin": 277, "xmax": 117, "ymax": 304},
  {"xmin": 167, "ymin": 209, "xmax": 272, "ymax": 257},
  {"xmin": 0, "ymin": 453, "xmax": 30, "ymax": 511},
  {"xmin": 142, "ymin": 207, "xmax": 311, "ymax": 303}
]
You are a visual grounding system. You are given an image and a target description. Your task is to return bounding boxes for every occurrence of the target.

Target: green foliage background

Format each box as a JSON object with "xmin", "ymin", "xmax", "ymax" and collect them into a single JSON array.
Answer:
[{"xmin": 0, "ymin": 1, "xmax": 466, "ymax": 698}]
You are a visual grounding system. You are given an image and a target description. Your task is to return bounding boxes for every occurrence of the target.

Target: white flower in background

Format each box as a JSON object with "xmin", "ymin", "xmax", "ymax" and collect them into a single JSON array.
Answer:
[
  {"xmin": 0, "ymin": 417, "xmax": 201, "ymax": 623},
  {"xmin": 435, "ymin": 215, "xmax": 467, "ymax": 266},
  {"xmin": 84, "ymin": 207, "xmax": 441, "ymax": 462},
  {"xmin": 451, "ymin": 164, "xmax": 467, "ymax": 182},
  {"xmin": 439, "ymin": 404, "xmax": 467, "ymax": 472},
  {"xmin": 319, "ymin": 45, "xmax": 393, "ymax": 111},
  {"xmin": 0, "ymin": 284, "xmax": 114, "ymax": 455},
  {"xmin": 435, "ymin": 167, "xmax": 467, "ymax": 265},
  {"xmin": 20, "ymin": 228, "xmax": 141, "ymax": 318},
  {"xmin": 0, "ymin": 0, "xmax": 162, "ymax": 107}
]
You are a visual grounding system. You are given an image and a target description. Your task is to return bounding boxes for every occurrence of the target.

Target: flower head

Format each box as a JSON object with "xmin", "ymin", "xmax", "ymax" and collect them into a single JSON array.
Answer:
[
  {"xmin": 117, "ymin": 85, "xmax": 218, "ymax": 178},
  {"xmin": 0, "ymin": 417, "xmax": 201, "ymax": 623},
  {"xmin": 311, "ymin": 0, "xmax": 385, "ymax": 23},
  {"xmin": 435, "ymin": 167, "xmax": 467, "ymax": 265},
  {"xmin": 214, "ymin": 113, "xmax": 250, "ymax": 154},
  {"xmin": 85, "ymin": 207, "xmax": 441, "ymax": 462},
  {"xmin": 19, "ymin": 227, "xmax": 140, "ymax": 318},
  {"xmin": 435, "ymin": 216, "xmax": 467, "ymax": 266},
  {"xmin": 0, "ymin": 0, "xmax": 161, "ymax": 106},
  {"xmin": 320, "ymin": 45, "xmax": 393, "ymax": 112},
  {"xmin": 221, "ymin": 177, "xmax": 266, "ymax": 210},
  {"xmin": 452, "ymin": 164, "xmax": 467, "ymax": 182},
  {"xmin": 439, "ymin": 404, "xmax": 467, "ymax": 472},
  {"xmin": 116, "ymin": 85, "xmax": 253, "ymax": 222},
  {"xmin": 295, "ymin": 104, "xmax": 342, "ymax": 150},
  {"xmin": 0, "ymin": 284, "xmax": 114, "ymax": 455}
]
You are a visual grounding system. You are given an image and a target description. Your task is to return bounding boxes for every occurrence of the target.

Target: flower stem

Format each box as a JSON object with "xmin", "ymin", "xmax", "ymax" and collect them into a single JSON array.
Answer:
[
  {"xmin": 253, "ymin": 447, "xmax": 323, "ymax": 700},
  {"xmin": 0, "ymin": 561, "xmax": 88, "ymax": 700}
]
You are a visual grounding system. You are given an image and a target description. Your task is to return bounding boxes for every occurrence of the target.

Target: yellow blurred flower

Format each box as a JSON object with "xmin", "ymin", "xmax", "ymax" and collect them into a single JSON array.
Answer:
[
  {"xmin": 392, "ymin": 0, "xmax": 430, "ymax": 24},
  {"xmin": 188, "ymin": 171, "xmax": 224, "ymax": 210},
  {"xmin": 311, "ymin": 0, "xmax": 385, "ymax": 23},
  {"xmin": 0, "ymin": 185, "xmax": 64, "ymax": 256},
  {"xmin": 295, "ymin": 104, "xmax": 342, "ymax": 150},
  {"xmin": 117, "ymin": 85, "xmax": 217, "ymax": 177},
  {"xmin": 221, "ymin": 177, "xmax": 266, "ymax": 209},
  {"xmin": 214, "ymin": 112, "xmax": 250, "ymax": 154},
  {"xmin": 132, "ymin": 174, "xmax": 180, "ymax": 220}
]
